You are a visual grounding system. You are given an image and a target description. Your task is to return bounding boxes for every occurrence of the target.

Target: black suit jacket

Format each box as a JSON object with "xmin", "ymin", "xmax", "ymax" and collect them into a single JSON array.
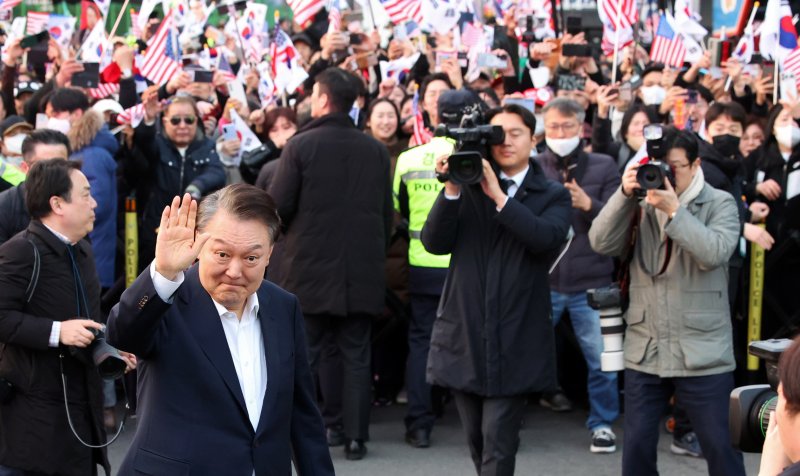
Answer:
[{"xmin": 107, "ymin": 265, "xmax": 334, "ymax": 476}]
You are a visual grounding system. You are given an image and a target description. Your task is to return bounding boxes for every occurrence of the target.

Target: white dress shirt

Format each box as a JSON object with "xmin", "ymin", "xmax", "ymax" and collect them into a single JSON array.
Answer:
[{"xmin": 150, "ymin": 262, "xmax": 268, "ymax": 430}]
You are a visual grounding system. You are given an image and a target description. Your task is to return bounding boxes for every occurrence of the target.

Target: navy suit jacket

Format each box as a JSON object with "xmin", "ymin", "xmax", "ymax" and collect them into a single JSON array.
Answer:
[{"xmin": 107, "ymin": 265, "xmax": 334, "ymax": 476}]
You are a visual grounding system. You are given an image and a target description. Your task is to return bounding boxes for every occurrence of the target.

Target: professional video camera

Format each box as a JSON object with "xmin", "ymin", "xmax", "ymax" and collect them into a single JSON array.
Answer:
[
  {"xmin": 729, "ymin": 338, "xmax": 793, "ymax": 452},
  {"xmin": 636, "ymin": 124, "xmax": 674, "ymax": 194},
  {"xmin": 587, "ymin": 284, "xmax": 625, "ymax": 372},
  {"xmin": 435, "ymin": 106, "xmax": 505, "ymax": 185},
  {"xmin": 70, "ymin": 325, "xmax": 127, "ymax": 379}
]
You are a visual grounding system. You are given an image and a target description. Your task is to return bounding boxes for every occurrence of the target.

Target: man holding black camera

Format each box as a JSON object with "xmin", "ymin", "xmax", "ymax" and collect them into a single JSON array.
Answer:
[
  {"xmin": 589, "ymin": 128, "xmax": 745, "ymax": 476},
  {"xmin": 0, "ymin": 159, "xmax": 134, "ymax": 476},
  {"xmin": 423, "ymin": 100, "xmax": 571, "ymax": 476}
]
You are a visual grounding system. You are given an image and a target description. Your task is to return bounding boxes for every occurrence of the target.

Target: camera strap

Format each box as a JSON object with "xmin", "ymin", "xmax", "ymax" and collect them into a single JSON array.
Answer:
[
  {"xmin": 656, "ymin": 238, "xmax": 674, "ymax": 277},
  {"xmin": 59, "ymin": 353, "xmax": 129, "ymax": 449},
  {"xmin": 25, "ymin": 238, "xmax": 41, "ymax": 303}
]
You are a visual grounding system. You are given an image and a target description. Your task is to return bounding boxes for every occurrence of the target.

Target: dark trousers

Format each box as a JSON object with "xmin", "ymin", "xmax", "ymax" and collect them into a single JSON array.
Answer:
[
  {"xmin": 317, "ymin": 334, "xmax": 343, "ymax": 429},
  {"xmin": 305, "ymin": 314, "xmax": 372, "ymax": 441},
  {"xmin": 404, "ymin": 293, "xmax": 438, "ymax": 432},
  {"xmin": 623, "ymin": 369, "xmax": 746, "ymax": 476},
  {"xmin": 452, "ymin": 391, "xmax": 527, "ymax": 476}
]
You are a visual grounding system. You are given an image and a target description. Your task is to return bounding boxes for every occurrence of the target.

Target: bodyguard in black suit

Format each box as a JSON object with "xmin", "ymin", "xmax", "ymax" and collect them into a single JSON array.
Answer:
[
  {"xmin": 422, "ymin": 100, "xmax": 572, "ymax": 476},
  {"xmin": 107, "ymin": 186, "xmax": 334, "ymax": 475}
]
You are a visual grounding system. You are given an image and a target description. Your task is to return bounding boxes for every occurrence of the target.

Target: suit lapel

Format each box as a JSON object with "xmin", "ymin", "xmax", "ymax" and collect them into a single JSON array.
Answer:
[
  {"xmin": 255, "ymin": 284, "xmax": 279, "ymax": 436},
  {"xmin": 180, "ymin": 267, "xmax": 249, "ymax": 418}
]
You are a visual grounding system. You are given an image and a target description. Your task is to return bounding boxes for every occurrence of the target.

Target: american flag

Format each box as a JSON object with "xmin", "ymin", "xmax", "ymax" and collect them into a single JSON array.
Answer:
[
  {"xmin": 0, "ymin": 0, "xmax": 22, "ymax": 11},
  {"xmin": 287, "ymin": 0, "xmax": 325, "ymax": 29},
  {"xmin": 597, "ymin": 0, "xmax": 637, "ymax": 31},
  {"xmin": 461, "ymin": 21, "xmax": 482, "ymax": 48},
  {"xmin": 88, "ymin": 82, "xmax": 120, "ymax": 99},
  {"xmin": 650, "ymin": 12, "xmax": 686, "ymax": 68},
  {"xmin": 783, "ymin": 47, "xmax": 800, "ymax": 90},
  {"xmin": 141, "ymin": 10, "xmax": 181, "ymax": 86},
  {"xmin": 130, "ymin": 9, "xmax": 142, "ymax": 37},
  {"xmin": 379, "ymin": 0, "xmax": 423, "ymax": 26},
  {"xmin": 327, "ymin": 1, "xmax": 341, "ymax": 34},
  {"xmin": 117, "ymin": 103, "xmax": 146, "ymax": 127},
  {"xmin": 217, "ymin": 54, "xmax": 236, "ymax": 82},
  {"xmin": 26, "ymin": 12, "xmax": 50, "ymax": 34},
  {"xmin": 411, "ymin": 88, "xmax": 432, "ymax": 146}
]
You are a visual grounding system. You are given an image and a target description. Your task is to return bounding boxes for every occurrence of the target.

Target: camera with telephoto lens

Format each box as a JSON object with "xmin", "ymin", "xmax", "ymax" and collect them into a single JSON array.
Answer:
[
  {"xmin": 70, "ymin": 324, "xmax": 127, "ymax": 379},
  {"xmin": 636, "ymin": 124, "xmax": 675, "ymax": 195},
  {"xmin": 587, "ymin": 284, "xmax": 625, "ymax": 372},
  {"xmin": 435, "ymin": 106, "xmax": 505, "ymax": 185},
  {"xmin": 729, "ymin": 338, "xmax": 793, "ymax": 452}
]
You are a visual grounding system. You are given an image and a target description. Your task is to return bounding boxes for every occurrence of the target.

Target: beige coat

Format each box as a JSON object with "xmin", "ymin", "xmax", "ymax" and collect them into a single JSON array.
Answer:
[{"xmin": 589, "ymin": 184, "xmax": 740, "ymax": 377}]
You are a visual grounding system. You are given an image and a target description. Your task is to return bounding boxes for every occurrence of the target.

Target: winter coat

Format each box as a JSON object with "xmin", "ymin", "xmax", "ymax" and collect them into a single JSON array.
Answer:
[
  {"xmin": 0, "ymin": 221, "xmax": 109, "ymax": 475},
  {"xmin": 421, "ymin": 159, "xmax": 572, "ymax": 396},
  {"xmin": 589, "ymin": 184, "xmax": 740, "ymax": 377},
  {"xmin": 746, "ymin": 140, "xmax": 800, "ymax": 242},
  {"xmin": 69, "ymin": 110, "xmax": 119, "ymax": 288},
  {"xmin": 268, "ymin": 113, "xmax": 393, "ymax": 317},
  {"xmin": 0, "ymin": 183, "xmax": 26, "ymax": 246},
  {"xmin": 536, "ymin": 148, "xmax": 621, "ymax": 293},
  {"xmin": 134, "ymin": 120, "xmax": 225, "ymax": 249}
]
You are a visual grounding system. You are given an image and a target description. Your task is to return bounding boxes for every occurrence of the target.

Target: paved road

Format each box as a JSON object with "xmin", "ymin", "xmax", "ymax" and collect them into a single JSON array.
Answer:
[{"xmin": 107, "ymin": 401, "xmax": 761, "ymax": 475}]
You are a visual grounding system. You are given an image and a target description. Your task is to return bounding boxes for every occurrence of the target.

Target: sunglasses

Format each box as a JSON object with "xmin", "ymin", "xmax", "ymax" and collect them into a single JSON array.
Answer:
[{"xmin": 167, "ymin": 115, "xmax": 197, "ymax": 126}]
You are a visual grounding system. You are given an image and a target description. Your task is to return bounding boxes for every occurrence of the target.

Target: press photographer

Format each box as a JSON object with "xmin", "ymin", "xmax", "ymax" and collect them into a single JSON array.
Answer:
[
  {"xmin": 754, "ymin": 336, "xmax": 800, "ymax": 476},
  {"xmin": 588, "ymin": 127, "xmax": 745, "ymax": 476},
  {"xmin": 422, "ymin": 97, "xmax": 571, "ymax": 475},
  {"xmin": 0, "ymin": 159, "xmax": 135, "ymax": 476}
]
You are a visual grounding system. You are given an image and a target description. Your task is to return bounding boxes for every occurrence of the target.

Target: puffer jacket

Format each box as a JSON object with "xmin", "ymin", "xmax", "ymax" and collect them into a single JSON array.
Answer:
[
  {"xmin": 589, "ymin": 184, "xmax": 740, "ymax": 377},
  {"xmin": 69, "ymin": 110, "xmax": 119, "ymax": 289}
]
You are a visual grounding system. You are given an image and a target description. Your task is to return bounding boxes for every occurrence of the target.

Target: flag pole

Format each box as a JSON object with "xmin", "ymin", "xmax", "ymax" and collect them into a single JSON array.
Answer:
[
  {"xmin": 107, "ymin": 0, "xmax": 131, "ymax": 40},
  {"xmin": 611, "ymin": 0, "xmax": 624, "ymax": 83},
  {"xmin": 724, "ymin": 3, "xmax": 758, "ymax": 92},
  {"xmin": 364, "ymin": 0, "xmax": 378, "ymax": 31}
]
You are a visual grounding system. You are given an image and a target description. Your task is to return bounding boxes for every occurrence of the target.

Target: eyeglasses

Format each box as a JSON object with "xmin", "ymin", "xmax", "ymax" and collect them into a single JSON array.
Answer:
[
  {"xmin": 544, "ymin": 123, "xmax": 580, "ymax": 133},
  {"xmin": 168, "ymin": 115, "xmax": 197, "ymax": 126}
]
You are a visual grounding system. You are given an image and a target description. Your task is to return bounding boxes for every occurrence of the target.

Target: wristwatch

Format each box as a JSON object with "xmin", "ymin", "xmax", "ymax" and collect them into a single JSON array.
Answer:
[{"xmin": 669, "ymin": 209, "xmax": 678, "ymax": 220}]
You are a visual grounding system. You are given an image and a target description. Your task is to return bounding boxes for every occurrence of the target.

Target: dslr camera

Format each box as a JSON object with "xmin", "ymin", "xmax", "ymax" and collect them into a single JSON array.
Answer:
[
  {"xmin": 70, "ymin": 324, "xmax": 127, "ymax": 380},
  {"xmin": 636, "ymin": 124, "xmax": 674, "ymax": 194},
  {"xmin": 729, "ymin": 339, "xmax": 793, "ymax": 452},
  {"xmin": 587, "ymin": 284, "xmax": 625, "ymax": 372},
  {"xmin": 435, "ymin": 106, "xmax": 505, "ymax": 185}
]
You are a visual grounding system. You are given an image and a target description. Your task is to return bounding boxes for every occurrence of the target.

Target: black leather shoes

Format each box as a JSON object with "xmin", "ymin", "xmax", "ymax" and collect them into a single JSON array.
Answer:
[
  {"xmin": 326, "ymin": 427, "xmax": 345, "ymax": 447},
  {"xmin": 405, "ymin": 428, "xmax": 430, "ymax": 448},
  {"xmin": 344, "ymin": 439, "xmax": 367, "ymax": 460}
]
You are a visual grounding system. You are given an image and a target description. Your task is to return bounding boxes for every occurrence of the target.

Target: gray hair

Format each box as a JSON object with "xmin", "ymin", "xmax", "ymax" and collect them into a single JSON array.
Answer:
[
  {"xmin": 542, "ymin": 97, "xmax": 586, "ymax": 124},
  {"xmin": 197, "ymin": 184, "xmax": 281, "ymax": 243}
]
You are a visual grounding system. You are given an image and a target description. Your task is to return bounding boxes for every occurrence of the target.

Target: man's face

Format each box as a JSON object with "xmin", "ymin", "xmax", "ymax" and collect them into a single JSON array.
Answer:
[
  {"xmin": 665, "ymin": 147, "xmax": 701, "ymax": 195},
  {"xmin": 162, "ymin": 103, "xmax": 198, "ymax": 148},
  {"xmin": 23, "ymin": 143, "xmax": 69, "ymax": 171},
  {"xmin": 422, "ymin": 80, "xmax": 451, "ymax": 122},
  {"xmin": 706, "ymin": 114, "xmax": 743, "ymax": 140},
  {"xmin": 642, "ymin": 71, "xmax": 662, "ymax": 87},
  {"xmin": 198, "ymin": 211, "xmax": 274, "ymax": 314},
  {"xmin": 59, "ymin": 169, "xmax": 97, "ymax": 241},
  {"xmin": 543, "ymin": 108, "xmax": 581, "ymax": 140},
  {"xmin": 490, "ymin": 112, "xmax": 534, "ymax": 171}
]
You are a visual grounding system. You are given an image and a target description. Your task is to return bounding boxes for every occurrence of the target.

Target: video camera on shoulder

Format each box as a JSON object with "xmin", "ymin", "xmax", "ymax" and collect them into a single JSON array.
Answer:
[
  {"xmin": 435, "ymin": 106, "xmax": 505, "ymax": 185},
  {"xmin": 730, "ymin": 339, "xmax": 793, "ymax": 452},
  {"xmin": 635, "ymin": 124, "xmax": 674, "ymax": 196}
]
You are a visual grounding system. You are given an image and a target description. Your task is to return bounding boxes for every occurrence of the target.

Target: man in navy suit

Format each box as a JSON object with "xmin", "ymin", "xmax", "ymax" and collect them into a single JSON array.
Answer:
[{"xmin": 107, "ymin": 185, "xmax": 334, "ymax": 475}]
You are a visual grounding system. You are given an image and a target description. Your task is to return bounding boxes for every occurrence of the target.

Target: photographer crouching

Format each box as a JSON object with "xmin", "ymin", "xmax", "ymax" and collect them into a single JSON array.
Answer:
[
  {"xmin": 588, "ymin": 127, "xmax": 745, "ymax": 476},
  {"xmin": 422, "ymin": 91, "xmax": 571, "ymax": 476},
  {"xmin": 759, "ymin": 336, "xmax": 800, "ymax": 476}
]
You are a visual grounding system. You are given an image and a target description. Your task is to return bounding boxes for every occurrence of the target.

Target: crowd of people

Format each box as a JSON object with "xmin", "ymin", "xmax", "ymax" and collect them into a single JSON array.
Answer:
[{"xmin": 0, "ymin": 0, "xmax": 799, "ymax": 475}]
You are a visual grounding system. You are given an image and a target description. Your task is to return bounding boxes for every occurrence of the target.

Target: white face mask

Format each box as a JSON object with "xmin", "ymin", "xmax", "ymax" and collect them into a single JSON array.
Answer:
[
  {"xmin": 4, "ymin": 134, "xmax": 26, "ymax": 155},
  {"xmin": 774, "ymin": 124, "xmax": 800, "ymax": 149},
  {"xmin": 45, "ymin": 117, "xmax": 71, "ymax": 135},
  {"xmin": 641, "ymin": 85, "xmax": 666, "ymax": 106},
  {"xmin": 546, "ymin": 136, "xmax": 580, "ymax": 157}
]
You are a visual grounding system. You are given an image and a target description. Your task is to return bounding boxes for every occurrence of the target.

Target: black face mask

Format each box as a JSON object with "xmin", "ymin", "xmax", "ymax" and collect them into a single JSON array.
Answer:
[{"xmin": 712, "ymin": 134, "xmax": 741, "ymax": 157}]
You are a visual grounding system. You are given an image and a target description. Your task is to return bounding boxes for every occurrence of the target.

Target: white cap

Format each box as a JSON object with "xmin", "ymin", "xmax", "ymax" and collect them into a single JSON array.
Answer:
[{"xmin": 92, "ymin": 99, "xmax": 124, "ymax": 115}]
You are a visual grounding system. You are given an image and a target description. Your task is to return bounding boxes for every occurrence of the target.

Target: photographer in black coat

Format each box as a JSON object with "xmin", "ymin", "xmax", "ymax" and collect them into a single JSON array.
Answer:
[
  {"xmin": 422, "ymin": 95, "xmax": 571, "ymax": 476},
  {"xmin": 0, "ymin": 160, "xmax": 134, "ymax": 475}
]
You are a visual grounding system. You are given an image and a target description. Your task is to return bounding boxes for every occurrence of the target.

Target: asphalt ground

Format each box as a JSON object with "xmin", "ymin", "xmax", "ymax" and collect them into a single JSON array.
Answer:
[{"xmin": 106, "ymin": 400, "xmax": 761, "ymax": 475}]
